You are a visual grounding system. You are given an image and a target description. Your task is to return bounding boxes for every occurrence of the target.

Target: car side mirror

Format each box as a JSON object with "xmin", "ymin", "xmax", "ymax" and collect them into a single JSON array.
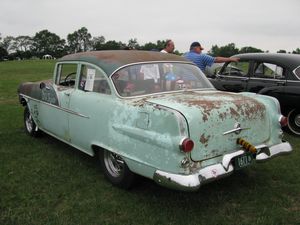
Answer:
[
  {"xmin": 40, "ymin": 82, "xmax": 46, "ymax": 89},
  {"xmin": 40, "ymin": 82, "xmax": 50, "ymax": 90}
]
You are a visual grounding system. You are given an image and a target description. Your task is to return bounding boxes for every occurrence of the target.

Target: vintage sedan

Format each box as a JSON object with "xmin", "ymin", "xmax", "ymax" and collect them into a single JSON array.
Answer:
[
  {"xmin": 208, "ymin": 53, "xmax": 300, "ymax": 136},
  {"xmin": 18, "ymin": 51, "xmax": 292, "ymax": 191}
]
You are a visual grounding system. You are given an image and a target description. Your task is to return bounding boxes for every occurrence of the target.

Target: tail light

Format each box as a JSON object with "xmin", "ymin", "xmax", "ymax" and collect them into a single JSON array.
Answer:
[
  {"xmin": 180, "ymin": 138, "xmax": 194, "ymax": 153},
  {"xmin": 279, "ymin": 115, "xmax": 288, "ymax": 127}
]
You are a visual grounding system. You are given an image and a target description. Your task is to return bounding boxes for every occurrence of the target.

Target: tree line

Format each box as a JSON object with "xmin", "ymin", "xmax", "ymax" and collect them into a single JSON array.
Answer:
[{"xmin": 1, "ymin": 27, "xmax": 300, "ymax": 60}]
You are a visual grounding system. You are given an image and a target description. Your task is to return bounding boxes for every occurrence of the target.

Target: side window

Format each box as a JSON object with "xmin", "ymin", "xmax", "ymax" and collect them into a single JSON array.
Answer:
[
  {"xmin": 56, "ymin": 63, "xmax": 78, "ymax": 87},
  {"xmin": 220, "ymin": 61, "xmax": 250, "ymax": 77},
  {"xmin": 293, "ymin": 66, "xmax": 300, "ymax": 80},
  {"xmin": 253, "ymin": 62, "xmax": 284, "ymax": 79},
  {"xmin": 79, "ymin": 65, "xmax": 111, "ymax": 94}
]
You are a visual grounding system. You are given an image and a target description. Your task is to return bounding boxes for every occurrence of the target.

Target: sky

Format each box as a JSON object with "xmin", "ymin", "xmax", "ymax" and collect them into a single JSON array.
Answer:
[{"xmin": 1, "ymin": 0, "xmax": 299, "ymax": 53}]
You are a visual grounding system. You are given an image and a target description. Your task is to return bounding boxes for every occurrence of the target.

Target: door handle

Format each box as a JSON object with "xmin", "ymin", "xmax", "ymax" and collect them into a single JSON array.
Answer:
[
  {"xmin": 241, "ymin": 77, "xmax": 249, "ymax": 82},
  {"xmin": 276, "ymin": 81, "xmax": 285, "ymax": 85},
  {"xmin": 64, "ymin": 92, "xmax": 70, "ymax": 96}
]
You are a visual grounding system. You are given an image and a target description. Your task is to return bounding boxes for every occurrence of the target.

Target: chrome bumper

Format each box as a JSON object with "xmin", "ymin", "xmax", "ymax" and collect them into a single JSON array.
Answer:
[{"xmin": 153, "ymin": 141, "xmax": 292, "ymax": 191}]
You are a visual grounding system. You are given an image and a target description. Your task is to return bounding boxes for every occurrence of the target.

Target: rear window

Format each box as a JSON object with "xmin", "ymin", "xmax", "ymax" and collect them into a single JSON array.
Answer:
[{"xmin": 112, "ymin": 62, "xmax": 214, "ymax": 97}]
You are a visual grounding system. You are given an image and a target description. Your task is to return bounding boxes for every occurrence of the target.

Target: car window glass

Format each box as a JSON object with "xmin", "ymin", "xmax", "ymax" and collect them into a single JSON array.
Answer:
[
  {"xmin": 254, "ymin": 62, "xmax": 284, "ymax": 79},
  {"xmin": 112, "ymin": 63, "xmax": 213, "ymax": 97},
  {"xmin": 294, "ymin": 66, "xmax": 300, "ymax": 79},
  {"xmin": 56, "ymin": 64, "xmax": 77, "ymax": 88},
  {"xmin": 219, "ymin": 61, "xmax": 249, "ymax": 77},
  {"xmin": 79, "ymin": 65, "xmax": 111, "ymax": 94}
]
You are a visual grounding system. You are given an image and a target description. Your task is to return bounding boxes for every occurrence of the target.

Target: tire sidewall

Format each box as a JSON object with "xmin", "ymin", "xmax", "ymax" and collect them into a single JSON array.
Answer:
[
  {"xmin": 287, "ymin": 109, "xmax": 300, "ymax": 136},
  {"xmin": 24, "ymin": 106, "xmax": 39, "ymax": 137},
  {"xmin": 99, "ymin": 150, "xmax": 135, "ymax": 189}
]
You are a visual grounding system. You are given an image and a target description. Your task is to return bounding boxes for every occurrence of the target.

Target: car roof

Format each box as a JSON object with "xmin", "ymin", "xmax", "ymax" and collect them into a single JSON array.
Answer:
[
  {"xmin": 233, "ymin": 53, "xmax": 300, "ymax": 70},
  {"xmin": 58, "ymin": 50, "xmax": 189, "ymax": 75}
]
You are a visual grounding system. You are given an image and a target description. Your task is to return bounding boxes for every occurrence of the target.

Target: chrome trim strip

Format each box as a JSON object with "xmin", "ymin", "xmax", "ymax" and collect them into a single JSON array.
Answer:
[
  {"xmin": 216, "ymin": 74, "xmax": 300, "ymax": 82},
  {"xmin": 19, "ymin": 94, "xmax": 90, "ymax": 119},
  {"xmin": 109, "ymin": 61, "xmax": 195, "ymax": 78}
]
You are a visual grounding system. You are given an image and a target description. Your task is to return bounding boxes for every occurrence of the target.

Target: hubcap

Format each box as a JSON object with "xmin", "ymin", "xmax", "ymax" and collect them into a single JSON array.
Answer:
[
  {"xmin": 104, "ymin": 151, "xmax": 125, "ymax": 177},
  {"xmin": 295, "ymin": 114, "xmax": 300, "ymax": 127},
  {"xmin": 25, "ymin": 113, "xmax": 33, "ymax": 132}
]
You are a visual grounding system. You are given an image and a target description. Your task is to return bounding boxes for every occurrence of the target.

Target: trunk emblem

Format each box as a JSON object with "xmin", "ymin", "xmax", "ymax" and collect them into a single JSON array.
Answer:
[{"xmin": 223, "ymin": 122, "xmax": 250, "ymax": 135}]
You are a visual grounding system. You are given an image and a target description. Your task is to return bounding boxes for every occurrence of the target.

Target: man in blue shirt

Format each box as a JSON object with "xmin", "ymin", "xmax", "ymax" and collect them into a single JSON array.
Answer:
[{"xmin": 184, "ymin": 42, "xmax": 239, "ymax": 72}]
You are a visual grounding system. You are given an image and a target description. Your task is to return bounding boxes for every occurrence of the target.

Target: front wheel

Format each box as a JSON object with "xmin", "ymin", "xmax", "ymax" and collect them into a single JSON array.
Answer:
[
  {"xmin": 99, "ymin": 149, "xmax": 136, "ymax": 189},
  {"xmin": 24, "ymin": 106, "xmax": 40, "ymax": 137},
  {"xmin": 287, "ymin": 109, "xmax": 300, "ymax": 136}
]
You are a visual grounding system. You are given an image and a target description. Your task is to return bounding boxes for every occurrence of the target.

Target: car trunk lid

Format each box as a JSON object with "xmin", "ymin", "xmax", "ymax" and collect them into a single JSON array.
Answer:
[{"xmin": 146, "ymin": 90, "xmax": 269, "ymax": 161}]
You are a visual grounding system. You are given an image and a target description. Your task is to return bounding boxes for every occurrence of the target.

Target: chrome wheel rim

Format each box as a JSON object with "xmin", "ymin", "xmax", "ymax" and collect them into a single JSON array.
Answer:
[
  {"xmin": 25, "ymin": 113, "xmax": 33, "ymax": 133},
  {"xmin": 287, "ymin": 109, "xmax": 300, "ymax": 135},
  {"xmin": 295, "ymin": 114, "xmax": 300, "ymax": 127},
  {"xmin": 103, "ymin": 151, "xmax": 125, "ymax": 177}
]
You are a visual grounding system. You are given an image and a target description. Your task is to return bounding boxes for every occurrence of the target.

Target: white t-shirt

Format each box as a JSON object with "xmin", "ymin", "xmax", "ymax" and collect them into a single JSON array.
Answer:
[
  {"xmin": 160, "ymin": 49, "xmax": 168, "ymax": 53},
  {"xmin": 140, "ymin": 64, "xmax": 160, "ymax": 83}
]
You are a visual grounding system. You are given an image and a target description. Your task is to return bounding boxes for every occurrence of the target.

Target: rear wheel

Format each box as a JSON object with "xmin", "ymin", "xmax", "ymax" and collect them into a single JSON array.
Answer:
[
  {"xmin": 287, "ymin": 109, "xmax": 300, "ymax": 136},
  {"xmin": 99, "ymin": 149, "xmax": 135, "ymax": 189},
  {"xmin": 24, "ymin": 106, "xmax": 40, "ymax": 137}
]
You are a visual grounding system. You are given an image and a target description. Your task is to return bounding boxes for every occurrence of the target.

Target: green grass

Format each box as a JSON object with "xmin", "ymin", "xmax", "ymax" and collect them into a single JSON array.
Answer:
[{"xmin": 0, "ymin": 60, "xmax": 300, "ymax": 225}]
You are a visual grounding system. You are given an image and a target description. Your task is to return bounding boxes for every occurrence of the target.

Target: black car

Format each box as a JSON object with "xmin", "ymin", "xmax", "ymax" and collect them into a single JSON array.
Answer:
[{"xmin": 208, "ymin": 53, "xmax": 300, "ymax": 136}]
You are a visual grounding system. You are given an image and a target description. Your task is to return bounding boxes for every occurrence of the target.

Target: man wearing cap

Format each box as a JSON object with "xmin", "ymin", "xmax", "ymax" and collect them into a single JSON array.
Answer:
[{"xmin": 183, "ymin": 42, "xmax": 239, "ymax": 72}]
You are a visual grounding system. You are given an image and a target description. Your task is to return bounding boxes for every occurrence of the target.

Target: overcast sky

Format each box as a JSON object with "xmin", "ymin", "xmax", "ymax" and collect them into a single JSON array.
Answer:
[{"xmin": 1, "ymin": 0, "xmax": 299, "ymax": 53}]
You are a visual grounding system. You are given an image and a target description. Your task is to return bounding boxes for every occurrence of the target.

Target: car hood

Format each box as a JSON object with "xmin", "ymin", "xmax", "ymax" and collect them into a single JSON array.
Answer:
[{"xmin": 145, "ymin": 90, "xmax": 269, "ymax": 161}]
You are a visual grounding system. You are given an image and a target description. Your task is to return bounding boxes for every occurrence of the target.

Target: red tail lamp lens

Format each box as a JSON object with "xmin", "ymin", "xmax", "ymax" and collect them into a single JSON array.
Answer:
[
  {"xmin": 181, "ymin": 138, "xmax": 194, "ymax": 152},
  {"xmin": 279, "ymin": 115, "xmax": 288, "ymax": 127}
]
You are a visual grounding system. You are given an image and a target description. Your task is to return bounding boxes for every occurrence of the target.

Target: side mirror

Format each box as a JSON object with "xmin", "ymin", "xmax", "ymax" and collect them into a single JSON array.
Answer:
[{"xmin": 40, "ymin": 82, "xmax": 46, "ymax": 89}]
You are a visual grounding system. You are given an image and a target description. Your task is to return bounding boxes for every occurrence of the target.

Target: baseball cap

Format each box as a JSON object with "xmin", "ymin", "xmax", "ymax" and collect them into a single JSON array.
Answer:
[{"xmin": 190, "ymin": 42, "xmax": 204, "ymax": 50}]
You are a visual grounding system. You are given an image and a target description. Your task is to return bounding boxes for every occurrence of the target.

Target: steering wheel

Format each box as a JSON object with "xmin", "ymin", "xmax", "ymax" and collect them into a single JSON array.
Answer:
[{"xmin": 64, "ymin": 72, "xmax": 76, "ymax": 86}]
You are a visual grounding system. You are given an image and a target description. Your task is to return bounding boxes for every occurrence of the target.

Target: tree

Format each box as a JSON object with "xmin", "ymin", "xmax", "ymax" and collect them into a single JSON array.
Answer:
[
  {"xmin": 239, "ymin": 46, "xmax": 263, "ymax": 54},
  {"xmin": 32, "ymin": 30, "xmax": 66, "ymax": 58},
  {"xmin": 1, "ymin": 36, "xmax": 15, "ymax": 53},
  {"xmin": 0, "ymin": 46, "xmax": 8, "ymax": 60},
  {"xmin": 277, "ymin": 49, "xmax": 286, "ymax": 53},
  {"xmin": 127, "ymin": 38, "xmax": 140, "ymax": 49},
  {"xmin": 99, "ymin": 40, "xmax": 125, "ymax": 50},
  {"xmin": 139, "ymin": 40, "xmax": 167, "ymax": 51},
  {"xmin": 292, "ymin": 48, "xmax": 300, "ymax": 54},
  {"xmin": 67, "ymin": 27, "xmax": 92, "ymax": 53},
  {"xmin": 91, "ymin": 36, "xmax": 105, "ymax": 50},
  {"xmin": 209, "ymin": 43, "xmax": 239, "ymax": 57},
  {"xmin": 14, "ymin": 36, "xmax": 33, "ymax": 52}
]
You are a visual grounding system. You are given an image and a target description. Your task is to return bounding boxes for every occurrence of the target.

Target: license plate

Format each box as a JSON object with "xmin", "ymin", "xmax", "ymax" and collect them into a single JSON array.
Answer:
[{"xmin": 234, "ymin": 152, "xmax": 253, "ymax": 170}]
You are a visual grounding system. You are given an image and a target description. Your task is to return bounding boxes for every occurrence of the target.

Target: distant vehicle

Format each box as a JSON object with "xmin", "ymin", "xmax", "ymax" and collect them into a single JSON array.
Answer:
[
  {"xmin": 208, "ymin": 53, "xmax": 300, "ymax": 136},
  {"xmin": 18, "ymin": 51, "xmax": 292, "ymax": 191}
]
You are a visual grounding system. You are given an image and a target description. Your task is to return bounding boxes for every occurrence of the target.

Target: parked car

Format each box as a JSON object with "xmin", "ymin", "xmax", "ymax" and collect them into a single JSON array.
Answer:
[
  {"xmin": 18, "ymin": 51, "xmax": 292, "ymax": 191},
  {"xmin": 208, "ymin": 53, "xmax": 300, "ymax": 136}
]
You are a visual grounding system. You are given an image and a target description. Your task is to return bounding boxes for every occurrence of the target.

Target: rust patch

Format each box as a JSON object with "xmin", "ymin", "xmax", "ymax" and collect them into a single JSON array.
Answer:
[
  {"xmin": 218, "ymin": 112, "xmax": 227, "ymax": 121},
  {"xmin": 230, "ymin": 107, "xmax": 240, "ymax": 118},
  {"xmin": 200, "ymin": 134, "xmax": 211, "ymax": 147}
]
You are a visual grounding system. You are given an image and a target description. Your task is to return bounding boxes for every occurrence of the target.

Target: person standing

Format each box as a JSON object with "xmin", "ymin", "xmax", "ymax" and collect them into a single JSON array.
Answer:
[
  {"xmin": 160, "ymin": 39, "xmax": 175, "ymax": 53},
  {"xmin": 183, "ymin": 41, "xmax": 239, "ymax": 72}
]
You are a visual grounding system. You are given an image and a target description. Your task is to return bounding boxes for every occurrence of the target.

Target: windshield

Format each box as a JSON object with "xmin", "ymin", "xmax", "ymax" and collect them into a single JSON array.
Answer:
[{"xmin": 111, "ymin": 62, "xmax": 214, "ymax": 97}]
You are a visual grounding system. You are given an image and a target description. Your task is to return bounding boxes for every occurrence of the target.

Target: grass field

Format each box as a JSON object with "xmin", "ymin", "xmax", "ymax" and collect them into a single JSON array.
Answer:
[{"xmin": 0, "ymin": 60, "xmax": 299, "ymax": 225}]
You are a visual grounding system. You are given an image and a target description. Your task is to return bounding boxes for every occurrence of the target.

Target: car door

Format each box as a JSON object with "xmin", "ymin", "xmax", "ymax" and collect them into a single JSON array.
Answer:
[
  {"xmin": 38, "ymin": 63, "xmax": 78, "ymax": 141},
  {"xmin": 246, "ymin": 61, "xmax": 287, "ymax": 94},
  {"xmin": 211, "ymin": 61, "xmax": 251, "ymax": 92},
  {"xmin": 67, "ymin": 63, "xmax": 113, "ymax": 155}
]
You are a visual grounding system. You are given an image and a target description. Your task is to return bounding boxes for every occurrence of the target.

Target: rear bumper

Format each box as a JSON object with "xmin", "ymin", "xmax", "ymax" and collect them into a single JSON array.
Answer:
[{"xmin": 153, "ymin": 141, "xmax": 292, "ymax": 191}]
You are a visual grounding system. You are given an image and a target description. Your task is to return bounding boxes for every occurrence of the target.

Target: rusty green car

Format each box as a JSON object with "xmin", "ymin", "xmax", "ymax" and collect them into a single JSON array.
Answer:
[{"xmin": 18, "ymin": 51, "xmax": 292, "ymax": 191}]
